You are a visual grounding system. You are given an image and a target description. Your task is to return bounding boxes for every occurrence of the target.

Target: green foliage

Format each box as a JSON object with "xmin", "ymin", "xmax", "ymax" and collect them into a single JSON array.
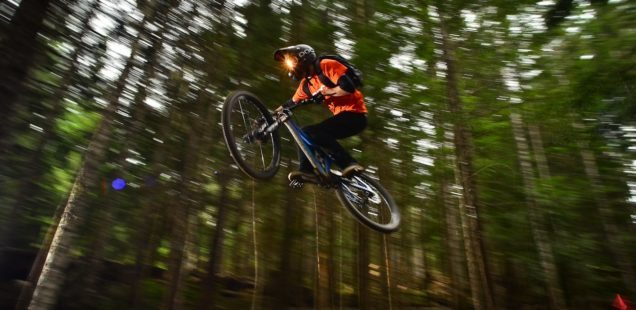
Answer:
[
  {"xmin": 0, "ymin": 0, "xmax": 635, "ymax": 309},
  {"xmin": 55, "ymin": 101, "xmax": 101, "ymax": 143},
  {"xmin": 47, "ymin": 152, "xmax": 80, "ymax": 195}
]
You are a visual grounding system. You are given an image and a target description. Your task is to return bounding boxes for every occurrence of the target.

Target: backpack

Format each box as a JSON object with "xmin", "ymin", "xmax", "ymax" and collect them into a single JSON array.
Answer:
[{"xmin": 303, "ymin": 55, "xmax": 363, "ymax": 98}]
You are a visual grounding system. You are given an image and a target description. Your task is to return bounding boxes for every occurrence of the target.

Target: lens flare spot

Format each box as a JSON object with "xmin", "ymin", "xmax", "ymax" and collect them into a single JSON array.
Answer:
[
  {"xmin": 284, "ymin": 55, "xmax": 296, "ymax": 70},
  {"xmin": 112, "ymin": 178, "xmax": 126, "ymax": 191}
]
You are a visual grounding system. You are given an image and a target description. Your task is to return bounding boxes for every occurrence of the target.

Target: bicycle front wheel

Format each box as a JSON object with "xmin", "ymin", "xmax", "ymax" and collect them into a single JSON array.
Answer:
[
  {"xmin": 222, "ymin": 91, "xmax": 281, "ymax": 179},
  {"xmin": 336, "ymin": 174, "xmax": 401, "ymax": 233}
]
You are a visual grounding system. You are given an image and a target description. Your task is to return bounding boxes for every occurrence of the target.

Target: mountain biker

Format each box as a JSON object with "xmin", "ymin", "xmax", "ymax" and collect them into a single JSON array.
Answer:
[{"xmin": 274, "ymin": 44, "xmax": 366, "ymax": 183}]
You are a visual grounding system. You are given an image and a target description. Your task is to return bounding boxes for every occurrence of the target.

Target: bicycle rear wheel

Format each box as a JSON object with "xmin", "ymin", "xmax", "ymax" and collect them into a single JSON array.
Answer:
[
  {"xmin": 336, "ymin": 174, "xmax": 400, "ymax": 233},
  {"xmin": 222, "ymin": 91, "xmax": 281, "ymax": 179}
]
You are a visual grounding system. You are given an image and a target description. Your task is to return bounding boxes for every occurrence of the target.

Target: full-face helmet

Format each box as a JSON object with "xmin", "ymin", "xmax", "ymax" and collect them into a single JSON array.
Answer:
[{"xmin": 274, "ymin": 44, "xmax": 317, "ymax": 80}]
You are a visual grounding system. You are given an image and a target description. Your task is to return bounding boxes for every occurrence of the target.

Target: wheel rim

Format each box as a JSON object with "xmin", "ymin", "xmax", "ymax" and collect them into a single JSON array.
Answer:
[
  {"xmin": 340, "ymin": 176, "xmax": 395, "ymax": 227},
  {"xmin": 227, "ymin": 94, "xmax": 278, "ymax": 175}
]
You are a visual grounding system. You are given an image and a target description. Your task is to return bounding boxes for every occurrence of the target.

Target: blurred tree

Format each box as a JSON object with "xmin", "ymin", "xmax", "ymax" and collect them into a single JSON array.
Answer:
[
  {"xmin": 510, "ymin": 112, "xmax": 566, "ymax": 309},
  {"xmin": 27, "ymin": 1, "xmax": 161, "ymax": 308},
  {"xmin": 0, "ymin": 0, "xmax": 53, "ymax": 142},
  {"xmin": 574, "ymin": 121, "xmax": 636, "ymax": 296},
  {"xmin": 0, "ymin": 0, "xmax": 102, "ymax": 269},
  {"xmin": 162, "ymin": 88, "xmax": 210, "ymax": 310},
  {"xmin": 545, "ymin": 0, "xmax": 607, "ymax": 29},
  {"xmin": 437, "ymin": 6, "xmax": 495, "ymax": 310},
  {"xmin": 198, "ymin": 172, "xmax": 231, "ymax": 310},
  {"xmin": 128, "ymin": 89, "xmax": 183, "ymax": 310},
  {"xmin": 75, "ymin": 1, "xmax": 176, "ymax": 305}
]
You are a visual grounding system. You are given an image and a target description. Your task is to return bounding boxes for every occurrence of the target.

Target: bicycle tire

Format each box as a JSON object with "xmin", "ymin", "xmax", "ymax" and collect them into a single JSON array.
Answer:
[
  {"xmin": 222, "ymin": 90, "xmax": 281, "ymax": 179},
  {"xmin": 336, "ymin": 174, "xmax": 401, "ymax": 233}
]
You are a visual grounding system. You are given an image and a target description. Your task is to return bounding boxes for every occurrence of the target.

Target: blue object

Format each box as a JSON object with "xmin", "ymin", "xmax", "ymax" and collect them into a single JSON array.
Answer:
[{"xmin": 112, "ymin": 178, "xmax": 126, "ymax": 190}]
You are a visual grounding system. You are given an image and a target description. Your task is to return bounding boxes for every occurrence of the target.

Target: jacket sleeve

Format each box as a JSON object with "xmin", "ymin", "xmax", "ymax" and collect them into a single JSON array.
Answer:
[{"xmin": 291, "ymin": 78, "xmax": 310, "ymax": 102}]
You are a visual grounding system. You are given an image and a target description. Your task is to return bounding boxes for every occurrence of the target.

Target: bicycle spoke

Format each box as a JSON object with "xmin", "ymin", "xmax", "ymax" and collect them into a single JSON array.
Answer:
[
  {"xmin": 236, "ymin": 98, "xmax": 257, "ymax": 160},
  {"xmin": 222, "ymin": 91, "xmax": 280, "ymax": 180},
  {"xmin": 341, "ymin": 176, "xmax": 393, "ymax": 226},
  {"xmin": 237, "ymin": 97, "xmax": 251, "ymax": 130},
  {"xmin": 270, "ymin": 134, "xmax": 276, "ymax": 163},
  {"xmin": 229, "ymin": 95, "xmax": 278, "ymax": 175},
  {"xmin": 259, "ymin": 143, "xmax": 266, "ymax": 169}
]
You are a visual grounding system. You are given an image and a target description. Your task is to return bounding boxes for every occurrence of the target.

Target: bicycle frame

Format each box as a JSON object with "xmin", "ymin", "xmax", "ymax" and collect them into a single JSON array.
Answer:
[
  {"xmin": 283, "ymin": 117, "xmax": 334, "ymax": 179},
  {"xmin": 279, "ymin": 116, "xmax": 382, "ymax": 196},
  {"xmin": 280, "ymin": 116, "xmax": 385, "ymax": 208},
  {"xmin": 258, "ymin": 102, "xmax": 337, "ymax": 182},
  {"xmin": 261, "ymin": 103, "xmax": 369, "ymax": 188}
]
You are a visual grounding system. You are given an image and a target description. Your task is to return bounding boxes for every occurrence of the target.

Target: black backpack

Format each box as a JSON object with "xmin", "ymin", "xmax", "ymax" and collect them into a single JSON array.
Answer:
[{"xmin": 303, "ymin": 55, "xmax": 363, "ymax": 97}]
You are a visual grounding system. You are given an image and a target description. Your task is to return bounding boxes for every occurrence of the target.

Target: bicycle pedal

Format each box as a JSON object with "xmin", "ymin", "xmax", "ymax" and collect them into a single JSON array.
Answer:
[{"xmin": 289, "ymin": 179, "xmax": 304, "ymax": 189}]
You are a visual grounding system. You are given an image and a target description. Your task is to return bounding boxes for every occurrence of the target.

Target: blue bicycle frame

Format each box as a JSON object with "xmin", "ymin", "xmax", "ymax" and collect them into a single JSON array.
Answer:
[{"xmin": 283, "ymin": 117, "xmax": 335, "ymax": 179}]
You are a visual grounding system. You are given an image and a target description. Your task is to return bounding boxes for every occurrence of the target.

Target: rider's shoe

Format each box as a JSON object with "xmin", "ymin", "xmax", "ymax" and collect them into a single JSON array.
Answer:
[
  {"xmin": 288, "ymin": 170, "xmax": 318, "ymax": 184},
  {"xmin": 342, "ymin": 163, "xmax": 364, "ymax": 178}
]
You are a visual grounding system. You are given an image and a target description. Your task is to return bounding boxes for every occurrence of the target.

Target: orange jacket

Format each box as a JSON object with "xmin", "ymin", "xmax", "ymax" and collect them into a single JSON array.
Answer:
[{"xmin": 292, "ymin": 59, "xmax": 367, "ymax": 115}]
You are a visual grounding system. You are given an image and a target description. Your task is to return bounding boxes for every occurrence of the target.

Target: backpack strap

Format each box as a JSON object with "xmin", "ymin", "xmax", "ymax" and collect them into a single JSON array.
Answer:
[
  {"xmin": 313, "ymin": 58, "xmax": 337, "ymax": 88},
  {"xmin": 302, "ymin": 58, "xmax": 341, "ymax": 98},
  {"xmin": 302, "ymin": 78, "xmax": 312, "ymax": 98}
]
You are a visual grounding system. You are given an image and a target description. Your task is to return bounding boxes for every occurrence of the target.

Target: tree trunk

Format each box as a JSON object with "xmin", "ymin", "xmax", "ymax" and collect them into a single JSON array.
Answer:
[
  {"xmin": 128, "ymin": 108, "xmax": 177, "ymax": 308},
  {"xmin": 443, "ymin": 167, "xmax": 468, "ymax": 308},
  {"xmin": 0, "ymin": 0, "xmax": 102, "ymax": 258},
  {"xmin": 439, "ymin": 15, "xmax": 495, "ymax": 310},
  {"xmin": 128, "ymin": 198, "xmax": 164, "ymax": 309},
  {"xmin": 275, "ymin": 173, "xmax": 301, "ymax": 307},
  {"xmin": 381, "ymin": 235, "xmax": 393, "ymax": 310},
  {"xmin": 13, "ymin": 199, "xmax": 66, "ymax": 310},
  {"xmin": 435, "ymin": 120, "xmax": 469, "ymax": 307},
  {"xmin": 510, "ymin": 113, "xmax": 567, "ymax": 309},
  {"xmin": 161, "ymin": 194, "xmax": 190, "ymax": 310},
  {"xmin": 356, "ymin": 225, "xmax": 369, "ymax": 309},
  {"xmin": 26, "ymin": 5, "xmax": 154, "ymax": 308},
  {"xmin": 198, "ymin": 173, "xmax": 231, "ymax": 310},
  {"xmin": 312, "ymin": 191, "xmax": 331, "ymax": 309},
  {"xmin": 27, "ymin": 92, "xmax": 118, "ymax": 310},
  {"xmin": 249, "ymin": 180, "xmax": 261, "ymax": 310},
  {"xmin": 161, "ymin": 90, "xmax": 210, "ymax": 310},
  {"xmin": 1, "ymin": 34, "xmax": 107, "ymax": 306},
  {"xmin": 78, "ymin": 79, "xmax": 162, "ymax": 301},
  {"xmin": 230, "ymin": 204, "xmax": 248, "ymax": 276},
  {"xmin": 527, "ymin": 125, "xmax": 551, "ymax": 180},
  {"xmin": 327, "ymin": 199, "xmax": 337, "ymax": 309},
  {"xmin": 0, "ymin": 0, "xmax": 52, "ymax": 142},
  {"xmin": 427, "ymin": 31, "xmax": 467, "ymax": 307},
  {"xmin": 573, "ymin": 121, "xmax": 636, "ymax": 296}
]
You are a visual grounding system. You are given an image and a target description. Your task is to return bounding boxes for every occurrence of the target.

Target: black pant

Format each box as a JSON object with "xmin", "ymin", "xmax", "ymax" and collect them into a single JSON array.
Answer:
[{"xmin": 299, "ymin": 112, "xmax": 367, "ymax": 171}]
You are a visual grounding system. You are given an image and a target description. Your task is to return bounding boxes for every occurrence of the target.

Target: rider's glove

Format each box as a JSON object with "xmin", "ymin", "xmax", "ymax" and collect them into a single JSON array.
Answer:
[
  {"xmin": 310, "ymin": 92, "xmax": 325, "ymax": 104},
  {"xmin": 282, "ymin": 99, "xmax": 295, "ymax": 109}
]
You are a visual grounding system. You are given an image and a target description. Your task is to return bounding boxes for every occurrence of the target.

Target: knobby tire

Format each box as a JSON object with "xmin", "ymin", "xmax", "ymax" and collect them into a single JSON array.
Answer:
[
  {"xmin": 336, "ymin": 174, "xmax": 400, "ymax": 233},
  {"xmin": 221, "ymin": 91, "xmax": 281, "ymax": 180}
]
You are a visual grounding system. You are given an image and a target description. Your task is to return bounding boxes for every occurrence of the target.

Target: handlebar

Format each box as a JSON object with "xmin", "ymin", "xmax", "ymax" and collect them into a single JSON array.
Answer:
[
  {"xmin": 290, "ymin": 98, "xmax": 316, "ymax": 110},
  {"xmin": 284, "ymin": 88, "xmax": 324, "ymax": 110},
  {"xmin": 264, "ymin": 90, "xmax": 323, "ymax": 134}
]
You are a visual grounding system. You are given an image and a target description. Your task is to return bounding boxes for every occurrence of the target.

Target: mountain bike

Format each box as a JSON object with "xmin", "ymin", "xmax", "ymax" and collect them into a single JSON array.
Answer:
[{"xmin": 221, "ymin": 90, "xmax": 400, "ymax": 233}]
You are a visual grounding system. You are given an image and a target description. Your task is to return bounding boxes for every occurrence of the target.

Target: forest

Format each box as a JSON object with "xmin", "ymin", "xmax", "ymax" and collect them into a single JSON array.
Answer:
[{"xmin": 0, "ymin": 0, "xmax": 635, "ymax": 309}]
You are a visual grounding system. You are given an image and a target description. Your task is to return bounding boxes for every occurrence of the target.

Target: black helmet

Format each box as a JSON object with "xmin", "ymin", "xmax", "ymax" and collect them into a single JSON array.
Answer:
[{"xmin": 274, "ymin": 44, "xmax": 316, "ymax": 80}]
